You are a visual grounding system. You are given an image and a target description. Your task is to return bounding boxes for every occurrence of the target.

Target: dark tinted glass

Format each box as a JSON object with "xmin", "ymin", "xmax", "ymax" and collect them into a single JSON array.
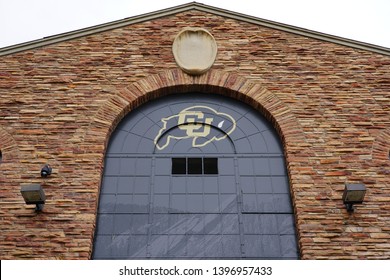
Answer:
[
  {"xmin": 172, "ymin": 158, "xmax": 186, "ymax": 174},
  {"xmin": 188, "ymin": 158, "xmax": 202, "ymax": 174},
  {"xmin": 204, "ymin": 158, "xmax": 218, "ymax": 174}
]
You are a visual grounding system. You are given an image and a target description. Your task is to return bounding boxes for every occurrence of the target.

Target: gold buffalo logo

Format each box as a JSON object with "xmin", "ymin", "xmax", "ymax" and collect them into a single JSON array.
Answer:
[{"xmin": 154, "ymin": 106, "xmax": 236, "ymax": 150}]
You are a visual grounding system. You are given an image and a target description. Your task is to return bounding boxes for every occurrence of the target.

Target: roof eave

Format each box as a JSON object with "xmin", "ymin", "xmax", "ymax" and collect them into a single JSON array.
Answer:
[{"xmin": 1, "ymin": 2, "xmax": 389, "ymax": 56}]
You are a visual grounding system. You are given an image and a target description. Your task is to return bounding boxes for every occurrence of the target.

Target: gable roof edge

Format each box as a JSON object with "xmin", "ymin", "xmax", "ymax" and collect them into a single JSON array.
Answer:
[{"xmin": 1, "ymin": 2, "xmax": 389, "ymax": 56}]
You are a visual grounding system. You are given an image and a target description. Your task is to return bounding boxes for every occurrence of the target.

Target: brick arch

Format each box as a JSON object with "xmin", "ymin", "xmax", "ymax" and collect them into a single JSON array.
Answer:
[
  {"xmin": 83, "ymin": 69, "xmax": 305, "ymax": 158},
  {"xmin": 372, "ymin": 128, "xmax": 390, "ymax": 164},
  {"xmin": 0, "ymin": 126, "xmax": 20, "ymax": 164},
  {"xmin": 84, "ymin": 69, "xmax": 308, "ymax": 259}
]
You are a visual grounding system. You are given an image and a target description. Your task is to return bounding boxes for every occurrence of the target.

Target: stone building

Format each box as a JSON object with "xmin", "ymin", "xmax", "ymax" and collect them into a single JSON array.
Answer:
[{"xmin": 0, "ymin": 2, "xmax": 389, "ymax": 259}]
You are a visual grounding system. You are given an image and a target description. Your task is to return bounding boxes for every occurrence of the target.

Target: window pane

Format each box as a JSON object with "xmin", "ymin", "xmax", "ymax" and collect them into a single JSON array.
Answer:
[
  {"xmin": 172, "ymin": 158, "xmax": 186, "ymax": 174},
  {"xmin": 204, "ymin": 158, "xmax": 218, "ymax": 174},
  {"xmin": 188, "ymin": 158, "xmax": 202, "ymax": 174}
]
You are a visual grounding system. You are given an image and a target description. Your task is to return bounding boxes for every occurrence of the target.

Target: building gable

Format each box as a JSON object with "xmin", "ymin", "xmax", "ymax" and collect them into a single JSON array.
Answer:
[{"xmin": 1, "ymin": 2, "xmax": 389, "ymax": 56}]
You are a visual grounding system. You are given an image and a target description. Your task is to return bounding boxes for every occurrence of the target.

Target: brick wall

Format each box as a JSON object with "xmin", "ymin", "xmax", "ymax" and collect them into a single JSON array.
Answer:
[{"xmin": 0, "ymin": 10, "xmax": 389, "ymax": 259}]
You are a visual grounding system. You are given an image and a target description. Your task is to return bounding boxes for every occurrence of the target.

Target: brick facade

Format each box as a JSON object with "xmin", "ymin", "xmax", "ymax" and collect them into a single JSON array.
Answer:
[{"xmin": 0, "ymin": 5, "xmax": 389, "ymax": 259}]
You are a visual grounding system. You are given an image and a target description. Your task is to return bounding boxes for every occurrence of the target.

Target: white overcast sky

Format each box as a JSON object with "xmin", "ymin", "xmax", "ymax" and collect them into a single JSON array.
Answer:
[{"xmin": 0, "ymin": 0, "xmax": 389, "ymax": 49}]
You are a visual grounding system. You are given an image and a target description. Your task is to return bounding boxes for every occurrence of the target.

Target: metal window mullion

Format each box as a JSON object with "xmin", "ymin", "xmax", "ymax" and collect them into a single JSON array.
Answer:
[
  {"xmin": 234, "ymin": 156, "xmax": 246, "ymax": 259},
  {"xmin": 146, "ymin": 156, "xmax": 156, "ymax": 258}
]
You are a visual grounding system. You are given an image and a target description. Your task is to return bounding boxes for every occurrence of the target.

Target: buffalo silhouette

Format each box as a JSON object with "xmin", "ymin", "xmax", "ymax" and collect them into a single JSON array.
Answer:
[{"xmin": 154, "ymin": 106, "xmax": 236, "ymax": 150}]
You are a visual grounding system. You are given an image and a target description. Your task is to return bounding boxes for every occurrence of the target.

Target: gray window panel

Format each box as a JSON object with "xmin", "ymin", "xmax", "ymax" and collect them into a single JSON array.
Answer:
[
  {"xmin": 211, "ymin": 138, "xmax": 235, "ymax": 154},
  {"xmin": 238, "ymin": 158, "xmax": 254, "ymax": 175},
  {"xmin": 277, "ymin": 214, "xmax": 296, "ymax": 235},
  {"xmin": 96, "ymin": 214, "xmax": 114, "ymax": 234},
  {"xmin": 115, "ymin": 195, "xmax": 133, "ymax": 213},
  {"xmin": 244, "ymin": 111, "xmax": 273, "ymax": 132},
  {"xmin": 187, "ymin": 235, "xmax": 205, "ymax": 257},
  {"xmin": 154, "ymin": 195, "xmax": 170, "ymax": 213},
  {"xmin": 131, "ymin": 117, "xmax": 155, "ymax": 136},
  {"xmin": 151, "ymin": 214, "xmax": 170, "ymax": 234},
  {"xmin": 168, "ymin": 235, "xmax": 187, "ymax": 257},
  {"xmin": 171, "ymin": 195, "xmax": 187, "ymax": 212},
  {"xmin": 255, "ymin": 177, "xmax": 273, "ymax": 193},
  {"xmin": 257, "ymin": 194, "xmax": 276, "ymax": 212},
  {"xmin": 131, "ymin": 214, "xmax": 149, "ymax": 234},
  {"xmin": 203, "ymin": 177, "xmax": 218, "ymax": 193},
  {"xmin": 128, "ymin": 235, "xmax": 148, "ymax": 258},
  {"xmin": 134, "ymin": 177, "xmax": 150, "ymax": 194},
  {"xmin": 113, "ymin": 214, "xmax": 132, "ymax": 235},
  {"xmin": 101, "ymin": 177, "xmax": 118, "ymax": 194},
  {"xmin": 150, "ymin": 235, "xmax": 169, "ymax": 257},
  {"xmin": 172, "ymin": 177, "xmax": 186, "ymax": 194},
  {"xmin": 230, "ymin": 126, "xmax": 246, "ymax": 141},
  {"xmin": 269, "ymin": 158, "xmax": 287, "ymax": 175},
  {"xmin": 219, "ymin": 176, "xmax": 236, "ymax": 194},
  {"xmin": 169, "ymin": 214, "xmax": 188, "ymax": 234},
  {"xmin": 187, "ymin": 194, "xmax": 203, "ymax": 212},
  {"xmin": 272, "ymin": 177, "xmax": 290, "ymax": 194},
  {"xmin": 104, "ymin": 158, "xmax": 121, "ymax": 176},
  {"xmin": 143, "ymin": 124, "xmax": 164, "ymax": 141},
  {"xmin": 253, "ymin": 158, "xmax": 271, "ymax": 175},
  {"xmin": 204, "ymin": 214, "xmax": 222, "ymax": 234},
  {"xmin": 216, "ymin": 104, "xmax": 243, "ymax": 120},
  {"xmin": 155, "ymin": 158, "xmax": 172, "ymax": 175},
  {"xmin": 116, "ymin": 112, "xmax": 146, "ymax": 132},
  {"xmin": 218, "ymin": 158, "xmax": 235, "ymax": 175},
  {"xmin": 147, "ymin": 108, "xmax": 173, "ymax": 126},
  {"xmin": 187, "ymin": 177, "xmax": 202, "ymax": 193},
  {"xmin": 122, "ymin": 134, "xmax": 142, "ymax": 153},
  {"xmin": 262, "ymin": 130, "xmax": 283, "ymax": 153},
  {"xmin": 117, "ymin": 177, "xmax": 134, "ymax": 194},
  {"xmin": 248, "ymin": 133, "xmax": 269, "ymax": 153},
  {"xmin": 235, "ymin": 138, "xmax": 253, "ymax": 153},
  {"xmin": 273, "ymin": 194, "xmax": 293, "ymax": 213},
  {"xmin": 220, "ymin": 194, "xmax": 237, "ymax": 213},
  {"xmin": 222, "ymin": 235, "xmax": 241, "ymax": 257},
  {"xmin": 106, "ymin": 130, "xmax": 128, "ymax": 154},
  {"xmin": 111, "ymin": 235, "xmax": 129, "ymax": 257},
  {"xmin": 237, "ymin": 117, "xmax": 258, "ymax": 135},
  {"xmin": 243, "ymin": 235, "xmax": 262, "ymax": 257},
  {"xmin": 204, "ymin": 235, "xmax": 223, "ymax": 257},
  {"xmin": 240, "ymin": 176, "xmax": 256, "ymax": 193},
  {"xmin": 135, "ymin": 138, "xmax": 155, "ymax": 153},
  {"xmin": 280, "ymin": 235, "xmax": 299, "ymax": 258},
  {"xmin": 93, "ymin": 235, "xmax": 112, "ymax": 258},
  {"xmin": 242, "ymin": 214, "xmax": 278, "ymax": 234},
  {"xmin": 186, "ymin": 214, "xmax": 204, "ymax": 234},
  {"xmin": 119, "ymin": 158, "xmax": 136, "ymax": 175},
  {"xmin": 132, "ymin": 195, "xmax": 150, "ymax": 213},
  {"xmin": 99, "ymin": 194, "xmax": 116, "ymax": 213},
  {"xmin": 153, "ymin": 176, "xmax": 170, "ymax": 194},
  {"xmin": 242, "ymin": 194, "xmax": 257, "ymax": 212},
  {"xmin": 262, "ymin": 235, "xmax": 281, "ymax": 258},
  {"xmin": 222, "ymin": 214, "xmax": 239, "ymax": 234},
  {"xmin": 135, "ymin": 158, "xmax": 152, "ymax": 175}
]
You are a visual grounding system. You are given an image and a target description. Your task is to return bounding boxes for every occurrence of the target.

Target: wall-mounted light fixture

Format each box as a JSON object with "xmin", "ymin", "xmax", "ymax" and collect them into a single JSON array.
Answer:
[
  {"xmin": 40, "ymin": 164, "xmax": 52, "ymax": 178},
  {"xmin": 20, "ymin": 184, "xmax": 46, "ymax": 211},
  {"xmin": 342, "ymin": 183, "xmax": 366, "ymax": 212}
]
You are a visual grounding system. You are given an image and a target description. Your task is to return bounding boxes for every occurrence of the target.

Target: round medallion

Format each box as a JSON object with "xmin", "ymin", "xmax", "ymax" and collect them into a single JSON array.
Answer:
[{"xmin": 172, "ymin": 28, "xmax": 217, "ymax": 75}]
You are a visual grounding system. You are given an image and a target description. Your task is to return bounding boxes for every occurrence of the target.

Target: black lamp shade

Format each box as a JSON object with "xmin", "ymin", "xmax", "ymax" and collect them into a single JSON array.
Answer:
[
  {"xmin": 20, "ymin": 184, "xmax": 46, "ymax": 205},
  {"xmin": 343, "ymin": 183, "xmax": 366, "ymax": 204}
]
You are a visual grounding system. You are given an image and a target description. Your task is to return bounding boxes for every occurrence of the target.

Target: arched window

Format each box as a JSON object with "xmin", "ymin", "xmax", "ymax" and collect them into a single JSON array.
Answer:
[{"xmin": 93, "ymin": 93, "xmax": 298, "ymax": 259}]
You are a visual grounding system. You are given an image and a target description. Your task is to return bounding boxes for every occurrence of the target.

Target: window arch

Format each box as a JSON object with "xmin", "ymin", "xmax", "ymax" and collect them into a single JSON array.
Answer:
[{"xmin": 92, "ymin": 93, "xmax": 298, "ymax": 259}]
